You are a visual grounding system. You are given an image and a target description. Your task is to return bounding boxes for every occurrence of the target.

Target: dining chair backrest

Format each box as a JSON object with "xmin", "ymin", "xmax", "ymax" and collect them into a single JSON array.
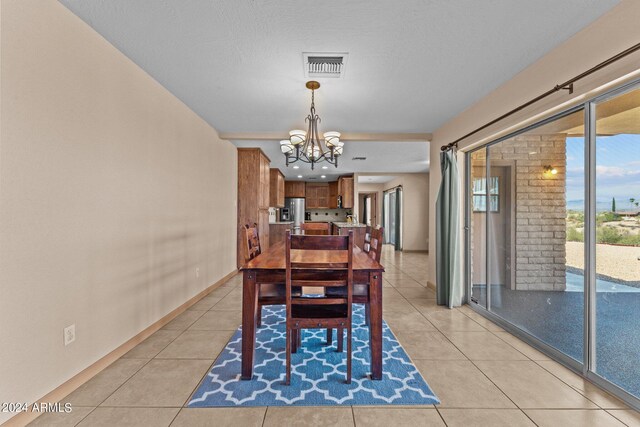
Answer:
[
  {"xmin": 300, "ymin": 222, "xmax": 331, "ymax": 235},
  {"xmin": 243, "ymin": 223, "xmax": 261, "ymax": 262},
  {"xmin": 367, "ymin": 226, "xmax": 384, "ymax": 263},
  {"xmin": 284, "ymin": 230, "xmax": 354, "ymax": 384},
  {"xmin": 363, "ymin": 225, "xmax": 372, "ymax": 252}
]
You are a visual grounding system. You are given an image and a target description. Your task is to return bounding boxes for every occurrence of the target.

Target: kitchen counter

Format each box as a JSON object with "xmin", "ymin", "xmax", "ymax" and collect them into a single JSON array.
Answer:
[
  {"xmin": 269, "ymin": 221, "xmax": 294, "ymax": 224},
  {"xmin": 332, "ymin": 222, "xmax": 367, "ymax": 228}
]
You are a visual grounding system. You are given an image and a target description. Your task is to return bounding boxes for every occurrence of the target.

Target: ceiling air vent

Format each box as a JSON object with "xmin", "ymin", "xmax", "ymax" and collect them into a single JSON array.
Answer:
[
  {"xmin": 303, "ymin": 52, "xmax": 348, "ymax": 78},
  {"xmin": 352, "ymin": 156, "xmax": 367, "ymax": 161}
]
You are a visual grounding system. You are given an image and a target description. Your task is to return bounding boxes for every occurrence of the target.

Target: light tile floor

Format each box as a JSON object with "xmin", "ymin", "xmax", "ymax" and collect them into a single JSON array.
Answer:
[{"xmin": 28, "ymin": 246, "xmax": 640, "ymax": 426}]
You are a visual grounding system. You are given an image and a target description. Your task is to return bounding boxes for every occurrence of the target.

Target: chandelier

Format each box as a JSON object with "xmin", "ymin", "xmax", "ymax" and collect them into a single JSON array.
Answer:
[{"xmin": 280, "ymin": 81, "xmax": 343, "ymax": 170}]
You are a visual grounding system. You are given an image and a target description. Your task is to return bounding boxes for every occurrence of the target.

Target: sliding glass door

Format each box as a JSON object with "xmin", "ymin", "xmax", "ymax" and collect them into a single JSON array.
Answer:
[
  {"xmin": 593, "ymin": 85, "xmax": 640, "ymax": 399},
  {"xmin": 383, "ymin": 187, "xmax": 402, "ymax": 250},
  {"xmin": 466, "ymin": 79, "xmax": 640, "ymax": 407},
  {"xmin": 468, "ymin": 109, "xmax": 586, "ymax": 363}
]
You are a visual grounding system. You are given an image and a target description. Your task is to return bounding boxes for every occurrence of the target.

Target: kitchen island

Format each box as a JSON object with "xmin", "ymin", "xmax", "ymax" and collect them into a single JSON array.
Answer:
[{"xmin": 331, "ymin": 222, "xmax": 367, "ymax": 248}]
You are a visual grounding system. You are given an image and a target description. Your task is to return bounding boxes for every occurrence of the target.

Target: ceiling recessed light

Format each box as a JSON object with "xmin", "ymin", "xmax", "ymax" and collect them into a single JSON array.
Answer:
[
  {"xmin": 293, "ymin": 165, "xmax": 300, "ymax": 169},
  {"xmin": 322, "ymin": 166, "xmax": 328, "ymax": 169},
  {"xmin": 297, "ymin": 175, "xmax": 303, "ymax": 178},
  {"xmin": 321, "ymin": 175, "xmax": 326, "ymax": 178}
]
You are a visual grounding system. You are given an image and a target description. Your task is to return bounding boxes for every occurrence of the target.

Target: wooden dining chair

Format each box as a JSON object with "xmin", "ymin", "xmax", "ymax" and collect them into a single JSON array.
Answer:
[
  {"xmin": 243, "ymin": 223, "xmax": 300, "ymax": 327},
  {"xmin": 300, "ymin": 222, "xmax": 331, "ymax": 235},
  {"xmin": 363, "ymin": 225, "xmax": 372, "ymax": 252},
  {"xmin": 327, "ymin": 226, "xmax": 384, "ymax": 346},
  {"xmin": 285, "ymin": 230, "xmax": 354, "ymax": 385}
]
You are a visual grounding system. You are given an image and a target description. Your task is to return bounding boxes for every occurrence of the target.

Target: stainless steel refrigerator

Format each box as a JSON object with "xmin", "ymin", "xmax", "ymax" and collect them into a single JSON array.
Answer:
[{"xmin": 283, "ymin": 197, "xmax": 305, "ymax": 234}]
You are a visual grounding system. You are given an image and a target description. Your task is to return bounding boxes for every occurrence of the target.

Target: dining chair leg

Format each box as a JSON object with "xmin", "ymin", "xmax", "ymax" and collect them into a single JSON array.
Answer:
[
  {"xmin": 292, "ymin": 329, "xmax": 298, "ymax": 354},
  {"xmin": 326, "ymin": 328, "xmax": 332, "ymax": 345},
  {"xmin": 337, "ymin": 328, "xmax": 344, "ymax": 353},
  {"xmin": 257, "ymin": 305, "xmax": 262, "ymax": 328},
  {"xmin": 346, "ymin": 326, "xmax": 352, "ymax": 384},
  {"xmin": 297, "ymin": 328, "xmax": 302, "ymax": 348},
  {"xmin": 286, "ymin": 328, "xmax": 291, "ymax": 385},
  {"xmin": 364, "ymin": 304, "xmax": 370, "ymax": 326}
]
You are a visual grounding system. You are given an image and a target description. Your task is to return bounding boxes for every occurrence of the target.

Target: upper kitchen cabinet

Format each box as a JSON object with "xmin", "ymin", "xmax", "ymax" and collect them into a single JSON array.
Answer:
[
  {"xmin": 338, "ymin": 175, "xmax": 354, "ymax": 209},
  {"xmin": 306, "ymin": 183, "xmax": 329, "ymax": 208},
  {"xmin": 328, "ymin": 181, "xmax": 339, "ymax": 209},
  {"xmin": 237, "ymin": 148, "xmax": 270, "ymax": 268},
  {"xmin": 269, "ymin": 168, "xmax": 285, "ymax": 207},
  {"xmin": 284, "ymin": 180, "xmax": 305, "ymax": 198}
]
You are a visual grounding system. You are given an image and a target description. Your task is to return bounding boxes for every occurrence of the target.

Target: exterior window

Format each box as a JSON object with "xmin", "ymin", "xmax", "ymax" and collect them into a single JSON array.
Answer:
[{"xmin": 472, "ymin": 177, "xmax": 499, "ymax": 212}]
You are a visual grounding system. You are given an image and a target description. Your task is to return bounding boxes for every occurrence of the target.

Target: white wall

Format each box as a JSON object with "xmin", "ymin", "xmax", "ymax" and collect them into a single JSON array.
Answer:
[
  {"xmin": 0, "ymin": 1, "xmax": 238, "ymax": 422},
  {"xmin": 427, "ymin": 0, "xmax": 640, "ymax": 287},
  {"xmin": 384, "ymin": 174, "xmax": 429, "ymax": 251},
  {"xmin": 356, "ymin": 174, "xmax": 429, "ymax": 251}
]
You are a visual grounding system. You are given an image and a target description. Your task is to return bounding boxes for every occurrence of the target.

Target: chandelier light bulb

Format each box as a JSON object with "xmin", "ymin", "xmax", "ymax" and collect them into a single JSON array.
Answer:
[
  {"xmin": 324, "ymin": 131, "xmax": 341, "ymax": 147},
  {"xmin": 289, "ymin": 130, "xmax": 306, "ymax": 146},
  {"xmin": 280, "ymin": 140, "xmax": 294, "ymax": 154}
]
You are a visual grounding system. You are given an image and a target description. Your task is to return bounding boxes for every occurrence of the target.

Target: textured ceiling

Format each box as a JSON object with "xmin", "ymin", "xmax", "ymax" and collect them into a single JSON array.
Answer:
[
  {"xmin": 59, "ymin": 0, "xmax": 619, "ymax": 177},
  {"xmin": 234, "ymin": 140, "xmax": 429, "ymax": 180}
]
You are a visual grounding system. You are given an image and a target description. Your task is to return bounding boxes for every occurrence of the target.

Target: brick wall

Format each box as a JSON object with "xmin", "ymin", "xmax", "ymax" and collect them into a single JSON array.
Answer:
[{"xmin": 472, "ymin": 134, "xmax": 567, "ymax": 291}]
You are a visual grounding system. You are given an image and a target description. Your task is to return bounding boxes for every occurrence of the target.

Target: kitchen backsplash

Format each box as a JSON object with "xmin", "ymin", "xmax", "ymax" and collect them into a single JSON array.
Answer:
[{"xmin": 307, "ymin": 208, "xmax": 352, "ymax": 222}]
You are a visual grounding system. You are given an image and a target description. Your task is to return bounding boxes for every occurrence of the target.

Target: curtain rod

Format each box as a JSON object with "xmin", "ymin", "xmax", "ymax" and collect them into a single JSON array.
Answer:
[{"xmin": 440, "ymin": 41, "xmax": 640, "ymax": 152}]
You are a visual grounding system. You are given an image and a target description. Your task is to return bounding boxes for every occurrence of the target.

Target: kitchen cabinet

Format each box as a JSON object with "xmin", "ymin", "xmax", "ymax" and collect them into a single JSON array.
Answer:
[
  {"xmin": 237, "ymin": 148, "xmax": 270, "ymax": 268},
  {"xmin": 328, "ymin": 181, "xmax": 339, "ymax": 209},
  {"xmin": 269, "ymin": 168, "xmax": 285, "ymax": 207},
  {"xmin": 306, "ymin": 183, "xmax": 329, "ymax": 208},
  {"xmin": 338, "ymin": 176, "xmax": 354, "ymax": 209},
  {"xmin": 285, "ymin": 181, "xmax": 305, "ymax": 198}
]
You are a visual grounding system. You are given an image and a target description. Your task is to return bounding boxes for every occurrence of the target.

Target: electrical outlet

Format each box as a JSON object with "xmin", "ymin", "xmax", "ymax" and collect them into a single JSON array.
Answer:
[
  {"xmin": 64, "ymin": 324, "xmax": 75, "ymax": 346},
  {"xmin": 195, "ymin": 267, "xmax": 200, "ymax": 278}
]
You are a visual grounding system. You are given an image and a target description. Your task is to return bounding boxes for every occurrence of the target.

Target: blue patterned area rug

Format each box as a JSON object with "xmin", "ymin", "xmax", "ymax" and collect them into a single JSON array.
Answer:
[{"xmin": 188, "ymin": 304, "xmax": 440, "ymax": 406}]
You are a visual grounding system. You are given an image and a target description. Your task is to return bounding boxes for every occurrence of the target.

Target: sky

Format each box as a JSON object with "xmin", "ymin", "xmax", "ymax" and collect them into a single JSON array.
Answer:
[{"xmin": 566, "ymin": 134, "xmax": 640, "ymax": 211}]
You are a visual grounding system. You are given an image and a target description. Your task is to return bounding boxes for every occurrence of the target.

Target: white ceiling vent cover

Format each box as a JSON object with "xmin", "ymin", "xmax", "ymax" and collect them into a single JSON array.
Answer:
[{"xmin": 303, "ymin": 52, "xmax": 348, "ymax": 78}]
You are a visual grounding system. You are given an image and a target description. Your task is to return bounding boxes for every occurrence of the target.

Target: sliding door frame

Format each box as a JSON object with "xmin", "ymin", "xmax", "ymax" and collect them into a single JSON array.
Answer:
[{"xmin": 464, "ymin": 76, "xmax": 640, "ymax": 411}]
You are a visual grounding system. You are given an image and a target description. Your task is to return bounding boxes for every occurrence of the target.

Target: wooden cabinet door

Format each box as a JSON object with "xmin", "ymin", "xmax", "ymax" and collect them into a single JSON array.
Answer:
[
  {"xmin": 258, "ymin": 209, "xmax": 269, "ymax": 250},
  {"xmin": 305, "ymin": 184, "xmax": 317, "ymax": 208},
  {"xmin": 339, "ymin": 176, "xmax": 354, "ymax": 209},
  {"xmin": 285, "ymin": 181, "xmax": 305, "ymax": 198},
  {"xmin": 328, "ymin": 181, "xmax": 338, "ymax": 208},
  {"xmin": 269, "ymin": 169, "xmax": 285, "ymax": 207},
  {"xmin": 259, "ymin": 154, "xmax": 270, "ymax": 209},
  {"xmin": 277, "ymin": 174, "xmax": 285, "ymax": 206},
  {"xmin": 316, "ymin": 185, "xmax": 329, "ymax": 208}
]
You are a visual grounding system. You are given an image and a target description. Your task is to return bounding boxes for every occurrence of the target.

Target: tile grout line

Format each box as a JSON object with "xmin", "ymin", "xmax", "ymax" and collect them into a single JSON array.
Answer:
[
  {"xmin": 604, "ymin": 408, "xmax": 633, "ymax": 427},
  {"xmin": 179, "ymin": 282, "xmax": 245, "ymax": 410},
  {"xmin": 69, "ymin": 278, "xmax": 235, "ymax": 424},
  {"xmin": 69, "ymin": 406, "xmax": 98, "ymax": 427},
  {"xmin": 474, "ymin": 310, "xmax": 624, "ymax": 411},
  {"xmin": 433, "ymin": 406, "xmax": 449, "ymax": 427}
]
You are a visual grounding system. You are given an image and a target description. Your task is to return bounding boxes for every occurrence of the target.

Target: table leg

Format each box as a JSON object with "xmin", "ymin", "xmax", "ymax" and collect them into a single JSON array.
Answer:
[
  {"xmin": 241, "ymin": 270, "xmax": 258, "ymax": 380},
  {"xmin": 369, "ymin": 271, "xmax": 383, "ymax": 380}
]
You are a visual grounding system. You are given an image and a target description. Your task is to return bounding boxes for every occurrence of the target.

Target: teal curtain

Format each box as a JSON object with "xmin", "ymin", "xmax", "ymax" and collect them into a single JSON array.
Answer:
[{"xmin": 436, "ymin": 149, "xmax": 462, "ymax": 308}]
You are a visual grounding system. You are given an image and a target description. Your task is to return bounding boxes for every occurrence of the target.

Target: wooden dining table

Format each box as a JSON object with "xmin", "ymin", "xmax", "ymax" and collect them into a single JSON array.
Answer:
[{"xmin": 240, "ymin": 240, "xmax": 385, "ymax": 380}]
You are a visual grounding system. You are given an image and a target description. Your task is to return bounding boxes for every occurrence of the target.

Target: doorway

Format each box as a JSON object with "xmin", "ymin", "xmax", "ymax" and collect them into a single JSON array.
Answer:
[{"xmin": 359, "ymin": 192, "xmax": 378, "ymax": 227}]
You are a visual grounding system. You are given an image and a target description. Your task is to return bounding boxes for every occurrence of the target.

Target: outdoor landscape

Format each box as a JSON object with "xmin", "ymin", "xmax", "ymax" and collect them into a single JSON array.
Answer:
[{"xmin": 565, "ymin": 135, "xmax": 640, "ymax": 287}]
